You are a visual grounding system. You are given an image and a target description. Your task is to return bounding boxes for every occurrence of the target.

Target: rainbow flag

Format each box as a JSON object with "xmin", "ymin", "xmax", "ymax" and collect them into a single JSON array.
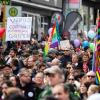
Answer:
[
  {"xmin": 44, "ymin": 42, "xmax": 49, "ymax": 56},
  {"xmin": 50, "ymin": 21, "xmax": 60, "ymax": 48},
  {"xmin": 44, "ymin": 21, "xmax": 60, "ymax": 56},
  {"xmin": 95, "ymin": 17, "xmax": 100, "ymax": 84}
]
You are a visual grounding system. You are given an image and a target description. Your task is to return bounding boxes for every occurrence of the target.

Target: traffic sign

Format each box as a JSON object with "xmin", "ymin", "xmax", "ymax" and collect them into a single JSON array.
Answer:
[
  {"xmin": 9, "ymin": 7, "xmax": 18, "ymax": 17},
  {"xmin": 6, "ymin": 6, "xmax": 22, "ymax": 17}
]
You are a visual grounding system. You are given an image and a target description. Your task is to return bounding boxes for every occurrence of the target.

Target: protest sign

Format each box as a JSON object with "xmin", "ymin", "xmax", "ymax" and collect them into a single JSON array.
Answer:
[
  {"xmin": 6, "ymin": 17, "xmax": 32, "ymax": 41},
  {"xmin": 60, "ymin": 40, "xmax": 70, "ymax": 50}
]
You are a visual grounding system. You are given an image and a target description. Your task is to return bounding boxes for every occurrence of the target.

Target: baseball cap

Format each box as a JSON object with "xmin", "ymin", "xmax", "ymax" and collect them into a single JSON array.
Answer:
[
  {"xmin": 48, "ymin": 48, "xmax": 58, "ymax": 55},
  {"xmin": 44, "ymin": 66, "xmax": 63, "ymax": 75}
]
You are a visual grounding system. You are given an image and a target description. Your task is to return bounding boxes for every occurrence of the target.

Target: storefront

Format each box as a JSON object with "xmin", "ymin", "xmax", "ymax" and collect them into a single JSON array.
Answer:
[{"xmin": 11, "ymin": 0, "xmax": 62, "ymax": 35}]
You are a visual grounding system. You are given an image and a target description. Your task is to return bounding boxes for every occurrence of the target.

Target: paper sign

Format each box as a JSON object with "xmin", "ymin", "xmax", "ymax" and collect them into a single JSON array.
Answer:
[
  {"xmin": 60, "ymin": 40, "xmax": 70, "ymax": 49},
  {"xmin": 6, "ymin": 17, "xmax": 32, "ymax": 41}
]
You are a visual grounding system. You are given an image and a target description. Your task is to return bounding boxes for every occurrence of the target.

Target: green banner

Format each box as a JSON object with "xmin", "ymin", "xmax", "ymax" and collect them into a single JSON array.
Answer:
[{"xmin": 0, "ymin": 0, "xmax": 10, "ymax": 5}]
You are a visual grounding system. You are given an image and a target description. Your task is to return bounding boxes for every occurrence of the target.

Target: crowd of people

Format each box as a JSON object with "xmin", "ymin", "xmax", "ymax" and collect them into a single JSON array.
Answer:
[{"xmin": 0, "ymin": 34, "xmax": 99, "ymax": 100}]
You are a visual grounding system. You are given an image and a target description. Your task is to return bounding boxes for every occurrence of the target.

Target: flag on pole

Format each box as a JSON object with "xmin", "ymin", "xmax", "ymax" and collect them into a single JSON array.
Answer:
[
  {"xmin": 44, "ymin": 21, "xmax": 60, "ymax": 56},
  {"xmin": 50, "ymin": 22, "xmax": 60, "ymax": 48}
]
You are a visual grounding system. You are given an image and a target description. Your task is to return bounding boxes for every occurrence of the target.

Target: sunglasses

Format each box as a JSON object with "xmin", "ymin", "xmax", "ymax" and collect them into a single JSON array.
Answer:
[
  {"xmin": 68, "ymin": 78, "xmax": 74, "ymax": 81},
  {"xmin": 67, "ymin": 67, "xmax": 71, "ymax": 69},
  {"xmin": 87, "ymin": 75, "xmax": 95, "ymax": 78}
]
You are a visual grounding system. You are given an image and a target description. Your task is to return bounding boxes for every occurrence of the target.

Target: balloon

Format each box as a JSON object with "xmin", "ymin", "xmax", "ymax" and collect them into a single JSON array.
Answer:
[
  {"xmin": 89, "ymin": 43, "xmax": 95, "ymax": 52},
  {"xmin": 88, "ymin": 30, "xmax": 96, "ymax": 39},
  {"xmin": 82, "ymin": 41, "xmax": 89, "ymax": 48},
  {"xmin": 48, "ymin": 28, "xmax": 53, "ymax": 35},
  {"xmin": 74, "ymin": 39, "xmax": 80, "ymax": 47},
  {"xmin": 0, "ymin": 28, "xmax": 5, "ymax": 38}
]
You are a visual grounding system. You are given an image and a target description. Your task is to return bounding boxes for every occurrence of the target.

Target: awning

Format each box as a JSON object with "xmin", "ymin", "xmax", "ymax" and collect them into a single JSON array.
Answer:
[{"xmin": 11, "ymin": 0, "xmax": 62, "ymax": 12}]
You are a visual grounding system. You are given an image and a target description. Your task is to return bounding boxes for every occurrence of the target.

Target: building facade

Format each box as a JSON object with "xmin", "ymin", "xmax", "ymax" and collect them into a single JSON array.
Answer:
[{"xmin": 11, "ymin": 0, "xmax": 62, "ymax": 35}]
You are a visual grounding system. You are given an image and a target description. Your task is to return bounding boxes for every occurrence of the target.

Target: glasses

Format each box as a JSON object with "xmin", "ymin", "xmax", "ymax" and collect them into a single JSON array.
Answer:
[
  {"xmin": 87, "ymin": 75, "xmax": 95, "ymax": 78},
  {"xmin": 68, "ymin": 78, "xmax": 74, "ymax": 81},
  {"xmin": 67, "ymin": 67, "xmax": 71, "ymax": 69}
]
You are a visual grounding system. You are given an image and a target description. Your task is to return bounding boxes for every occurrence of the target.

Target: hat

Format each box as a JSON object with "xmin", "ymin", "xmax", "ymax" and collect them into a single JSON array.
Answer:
[
  {"xmin": 44, "ymin": 66, "xmax": 63, "ymax": 75},
  {"xmin": 3, "ymin": 64, "xmax": 12, "ymax": 69},
  {"xmin": 48, "ymin": 48, "xmax": 58, "ymax": 55}
]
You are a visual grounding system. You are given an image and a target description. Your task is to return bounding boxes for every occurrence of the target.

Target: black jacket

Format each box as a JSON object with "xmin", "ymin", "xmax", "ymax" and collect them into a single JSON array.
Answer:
[{"xmin": 18, "ymin": 82, "xmax": 36, "ymax": 100}]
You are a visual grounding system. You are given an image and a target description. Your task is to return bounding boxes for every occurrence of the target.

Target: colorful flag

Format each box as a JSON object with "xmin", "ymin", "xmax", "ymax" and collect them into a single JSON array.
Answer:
[
  {"xmin": 95, "ymin": 15, "xmax": 100, "ymax": 84},
  {"xmin": 44, "ymin": 42, "xmax": 49, "ymax": 57},
  {"xmin": 50, "ymin": 21, "xmax": 60, "ymax": 48},
  {"xmin": 44, "ymin": 21, "xmax": 60, "ymax": 56}
]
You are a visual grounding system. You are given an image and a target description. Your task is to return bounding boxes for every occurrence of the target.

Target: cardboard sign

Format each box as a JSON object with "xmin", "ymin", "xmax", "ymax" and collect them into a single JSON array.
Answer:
[
  {"xmin": 6, "ymin": 17, "xmax": 32, "ymax": 41},
  {"xmin": 60, "ymin": 40, "xmax": 70, "ymax": 49}
]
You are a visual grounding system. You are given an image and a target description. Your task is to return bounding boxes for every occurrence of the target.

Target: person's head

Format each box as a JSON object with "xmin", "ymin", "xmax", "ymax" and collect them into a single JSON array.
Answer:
[
  {"xmin": 51, "ymin": 58, "xmax": 61, "ymax": 66},
  {"xmin": 52, "ymin": 83, "xmax": 70, "ymax": 100},
  {"xmin": 80, "ymin": 83, "xmax": 88, "ymax": 94},
  {"xmin": 57, "ymin": 51, "xmax": 64, "ymax": 59},
  {"xmin": 71, "ymin": 54, "xmax": 78, "ymax": 64},
  {"xmin": 37, "ymin": 63, "xmax": 46, "ymax": 72},
  {"xmin": 5, "ymin": 94, "xmax": 26, "ymax": 100},
  {"xmin": 63, "ymin": 49, "xmax": 70, "ymax": 56},
  {"xmin": 66, "ymin": 62, "xmax": 74, "ymax": 75},
  {"xmin": 22, "ymin": 58, "xmax": 28, "ymax": 67},
  {"xmin": 33, "ymin": 72, "xmax": 44, "ymax": 87},
  {"xmin": 48, "ymin": 49, "xmax": 58, "ymax": 59},
  {"xmin": 44, "ymin": 66, "xmax": 64, "ymax": 87},
  {"xmin": 67, "ymin": 75, "xmax": 75, "ymax": 84},
  {"xmin": 87, "ymin": 93, "xmax": 100, "ymax": 100},
  {"xmin": 27, "ymin": 56, "xmax": 34, "ymax": 68},
  {"xmin": 9, "ymin": 48, "xmax": 17, "ymax": 58},
  {"xmin": 82, "ymin": 52, "xmax": 89, "ymax": 62},
  {"xmin": 38, "ymin": 53, "xmax": 44, "ymax": 62},
  {"xmin": 9, "ymin": 76, "xmax": 17, "ymax": 87},
  {"xmin": 32, "ymin": 50, "xmax": 39, "ymax": 61},
  {"xmin": 1, "ymin": 80, "xmax": 13, "ymax": 94},
  {"xmin": 86, "ymin": 71, "xmax": 96, "ymax": 84},
  {"xmin": 87, "ymin": 84, "xmax": 99, "ymax": 97},
  {"xmin": 19, "ymin": 69, "xmax": 31, "ymax": 84},
  {"xmin": 3, "ymin": 64, "xmax": 12, "ymax": 77},
  {"xmin": 4, "ymin": 87, "xmax": 26, "ymax": 100}
]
